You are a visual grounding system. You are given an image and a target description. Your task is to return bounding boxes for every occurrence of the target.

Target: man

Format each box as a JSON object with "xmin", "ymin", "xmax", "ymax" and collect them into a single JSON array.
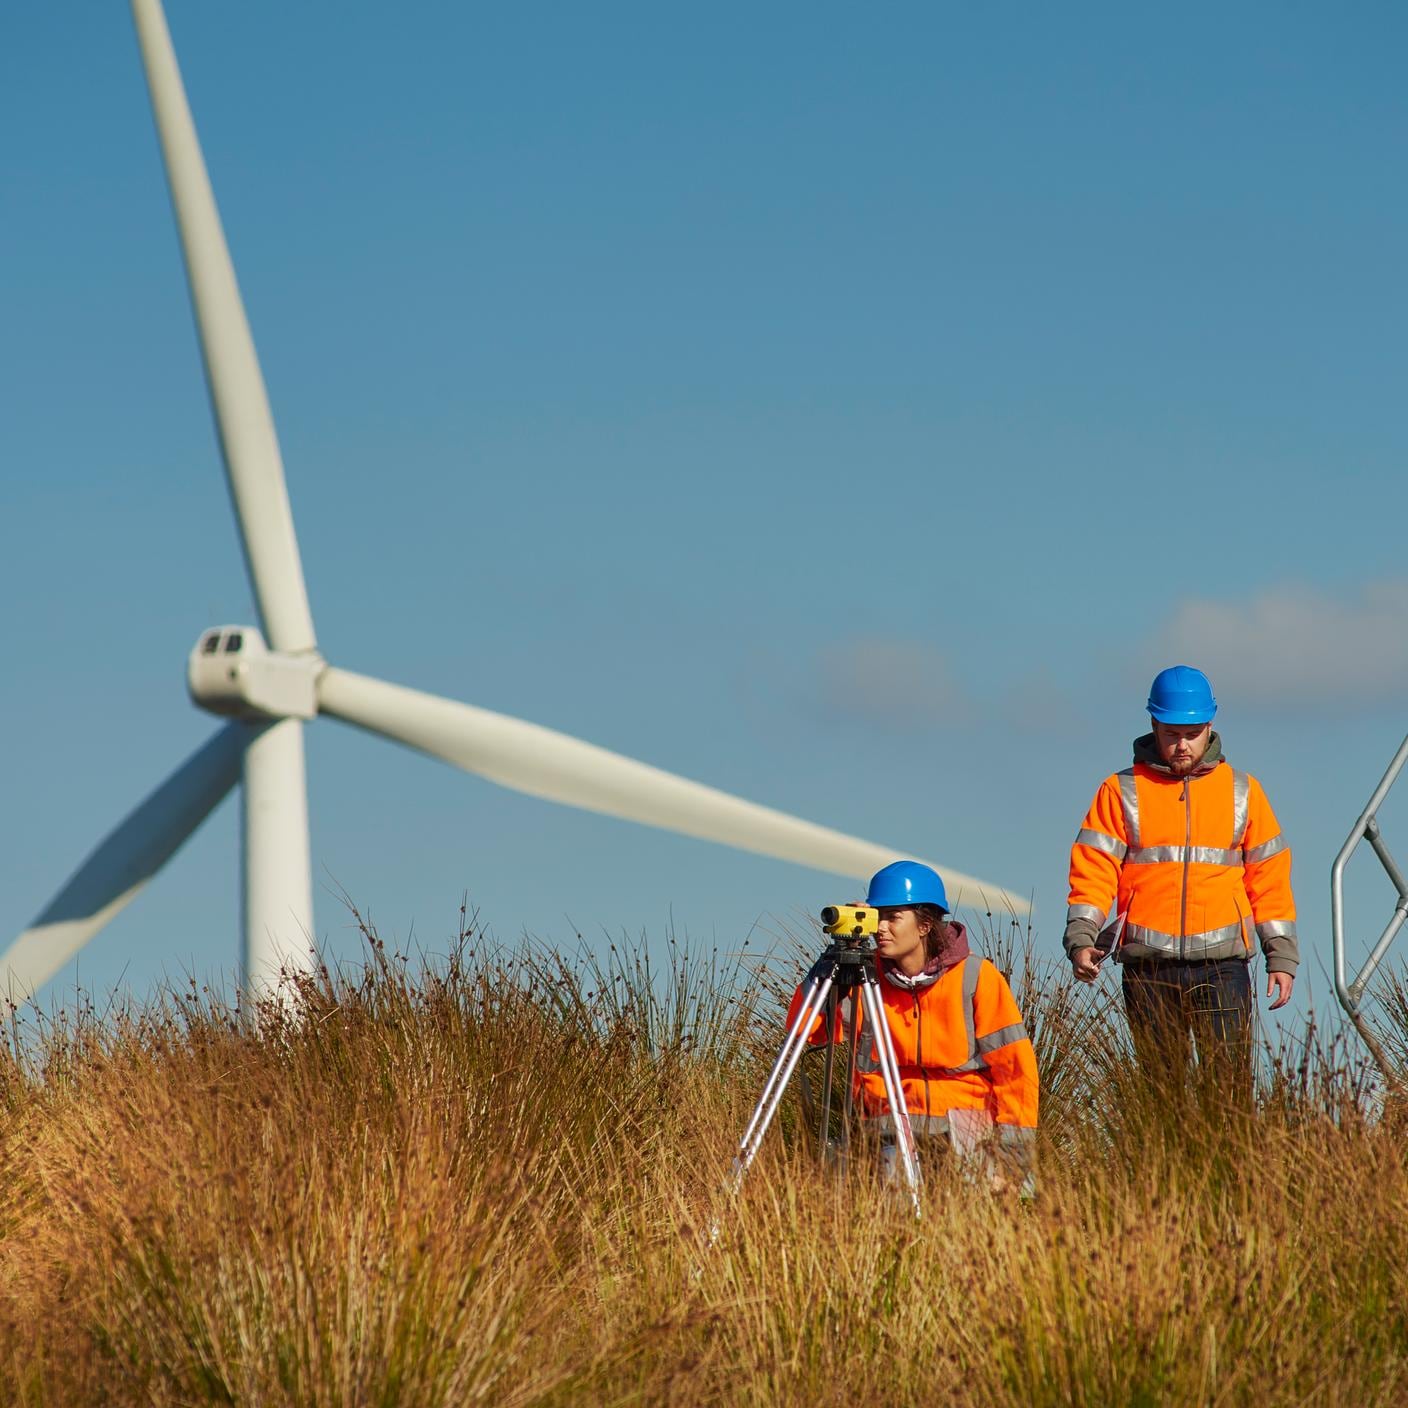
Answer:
[{"xmin": 1064, "ymin": 666, "xmax": 1297, "ymax": 1078}]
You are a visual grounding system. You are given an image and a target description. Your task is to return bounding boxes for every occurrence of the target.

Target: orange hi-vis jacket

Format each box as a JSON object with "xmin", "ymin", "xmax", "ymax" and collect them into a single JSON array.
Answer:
[
  {"xmin": 1065, "ymin": 734, "xmax": 1299, "ymax": 972},
  {"xmin": 787, "ymin": 944, "xmax": 1039, "ymax": 1152}
]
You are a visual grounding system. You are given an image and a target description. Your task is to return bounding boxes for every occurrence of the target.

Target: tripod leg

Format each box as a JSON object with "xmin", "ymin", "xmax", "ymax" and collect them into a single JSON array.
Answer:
[
  {"xmin": 817, "ymin": 987, "xmax": 838, "ymax": 1164},
  {"xmin": 859, "ymin": 974, "xmax": 924, "ymax": 1215},
  {"xmin": 731, "ymin": 970, "xmax": 836, "ymax": 1188},
  {"xmin": 736, "ymin": 969, "xmax": 830, "ymax": 1155},
  {"xmin": 840, "ymin": 990, "xmax": 862, "ymax": 1158}
]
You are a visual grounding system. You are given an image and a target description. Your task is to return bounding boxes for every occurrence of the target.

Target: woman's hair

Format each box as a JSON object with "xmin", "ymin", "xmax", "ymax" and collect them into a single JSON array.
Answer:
[{"xmin": 914, "ymin": 903, "xmax": 955, "ymax": 962}]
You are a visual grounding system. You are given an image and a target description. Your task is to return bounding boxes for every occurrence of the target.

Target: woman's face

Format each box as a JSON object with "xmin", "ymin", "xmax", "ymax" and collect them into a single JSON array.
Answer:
[{"xmin": 875, "ymin": 906, "xmax": 929, "ymax": 973}]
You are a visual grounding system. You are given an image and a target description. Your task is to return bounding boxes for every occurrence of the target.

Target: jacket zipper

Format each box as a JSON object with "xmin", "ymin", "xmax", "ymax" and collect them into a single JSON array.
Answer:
[{"xmin": 1179, "ymin": 777, "xmax": 1191, "ymax": 960}]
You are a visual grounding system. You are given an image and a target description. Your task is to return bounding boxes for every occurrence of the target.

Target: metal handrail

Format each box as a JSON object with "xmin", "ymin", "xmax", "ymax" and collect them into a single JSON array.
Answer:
[{"xmin": 1330, "ymin": 732, "xmax": 1408, "ymax": 1081}]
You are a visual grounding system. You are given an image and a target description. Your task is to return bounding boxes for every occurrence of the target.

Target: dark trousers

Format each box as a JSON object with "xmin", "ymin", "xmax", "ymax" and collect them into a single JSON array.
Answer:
[{"xmin": 1122, "ymin": 958, "xmax": 1253, "ymax": 1090}]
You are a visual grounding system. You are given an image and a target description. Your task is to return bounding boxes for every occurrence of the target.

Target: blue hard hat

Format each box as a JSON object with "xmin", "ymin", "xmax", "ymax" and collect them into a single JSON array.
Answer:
[
  {"xmin": 1147, "ymin": 665, "xmax": 1217, "ymax": 724},
  {"xmin": 865, "ymin": 860, "xmax": 949, "ymax": 912}
]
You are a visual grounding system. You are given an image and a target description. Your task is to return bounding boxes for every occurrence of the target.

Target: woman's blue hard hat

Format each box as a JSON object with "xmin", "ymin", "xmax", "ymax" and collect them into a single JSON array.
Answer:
[
  {"xmin": 866, "ymin": 860, "xmax": 949, "ymax": 912},
  {"xmin": 1147, "ymin": 665, "xmax": 1217, "ymax": 725}
]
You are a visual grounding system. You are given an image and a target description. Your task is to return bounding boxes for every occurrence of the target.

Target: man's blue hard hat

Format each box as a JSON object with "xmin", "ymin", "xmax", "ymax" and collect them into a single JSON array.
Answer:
[
  {"xmin": 1147, "ymin": 665, "xmax": 1217, "ymax": 725},
  {"xmin": 866, "ymin": 860, "xmax": 949, "ymax": 912}
]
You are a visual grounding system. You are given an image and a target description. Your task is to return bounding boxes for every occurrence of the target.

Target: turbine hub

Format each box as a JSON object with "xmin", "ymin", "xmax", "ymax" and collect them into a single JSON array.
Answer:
[{"xmin": 188, "ymin": 626, "xmax": 322, "ymax": 720}]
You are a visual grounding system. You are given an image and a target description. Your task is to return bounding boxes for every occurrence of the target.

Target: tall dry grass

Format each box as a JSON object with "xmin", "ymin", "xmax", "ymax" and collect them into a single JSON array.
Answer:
[{"xmin": 1, "ymin": 906, "xmax": 1406, "ymax": 1406}]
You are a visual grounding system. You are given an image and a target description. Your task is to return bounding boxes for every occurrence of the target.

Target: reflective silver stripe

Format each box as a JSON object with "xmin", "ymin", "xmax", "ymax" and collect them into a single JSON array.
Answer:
[
  {"xmin": 976, "ymin": 1021, "xmax": 1029, "ymax": 1057},
  {"xmin": 961, "ymin": 955, "xmax": 982, "ymax": 1057},
  {"xmin": 1232, "ymin": 769, "xmax": 1251, "ymax": 846},
  {"xmin": 1076, "ymin": 828, "xmax": 1127, "ymax": 860},
  {"xmin": 1126, "ymin": 845, "xmax": 1242, "ymax": 866},
  {"xmin": 865, "ymin": 1113, "xmax": 953, "ymax": 1137},
  {"xmin": 1117, "ymin": 768, "xmax": 1140, "ymax": 849},
  {"xmin": 1067, "ymin": 903, "xmax": 1105, "ymax": 925},
  {"xmin": 1123, "ymin": 920, "xmax": 1247, "ymax": 955},
  {"xmin": 1189, "ymin": 846, "xmax": 1242, "ymax": 866},
  {"xmin": 1257, "ymin": 919, "xmax": 1298, "ymax": 941},
  {"xmin": 1244, "ymin": 833, "xmax": 1287, "ymax": 864},
  {"xmin": 1124, "ymin": 844, "xmax": 1182, "ymax": 864}
]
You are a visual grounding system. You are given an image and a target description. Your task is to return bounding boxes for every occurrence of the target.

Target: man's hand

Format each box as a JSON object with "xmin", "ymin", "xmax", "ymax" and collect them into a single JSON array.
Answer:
[
  {"xmin": 1071, "ymin": 946, "xmax": 1100, "ymax": 983},
  {"xmin": 1267, "ymin": 971, "xmax": 1294, "ymax": 1010}
]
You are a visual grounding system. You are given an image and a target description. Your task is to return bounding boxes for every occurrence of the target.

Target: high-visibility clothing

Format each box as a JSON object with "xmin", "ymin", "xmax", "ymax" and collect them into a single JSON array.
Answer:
[
  {"xmin": 1065, "ymin": 735, "xmax": 1298, "ymax": 972},
  {"xmin": 786, "ymin": 951, "xmax": 1039, "ymax": 1149}
]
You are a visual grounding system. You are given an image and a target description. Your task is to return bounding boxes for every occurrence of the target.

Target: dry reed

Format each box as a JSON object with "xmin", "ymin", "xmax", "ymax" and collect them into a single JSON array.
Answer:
[{"xmin": 0, "ymin": 905, "xmax": 1404, "ymax": 1406}]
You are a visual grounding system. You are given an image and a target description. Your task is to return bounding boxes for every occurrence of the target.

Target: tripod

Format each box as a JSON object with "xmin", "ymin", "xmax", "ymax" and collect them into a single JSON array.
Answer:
[{"xmin": 729, "ymin": 934, "xmax": 923, "ymax": 1216}]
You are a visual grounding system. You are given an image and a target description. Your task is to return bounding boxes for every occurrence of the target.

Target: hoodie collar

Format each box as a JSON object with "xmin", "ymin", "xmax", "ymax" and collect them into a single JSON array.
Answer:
[
  {"xmin": 881, "ymin": 921, "xmax": 972, "ymax": 990},
  {"xmin": 1133, "ymin": 730, "xmax": 1224, "ymax": 777}
]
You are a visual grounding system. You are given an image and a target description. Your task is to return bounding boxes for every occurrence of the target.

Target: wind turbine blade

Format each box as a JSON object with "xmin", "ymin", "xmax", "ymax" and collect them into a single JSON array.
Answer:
[
  {"xmin": 130, "ymin": 0, "xmax": 316, "ymax": 654},
  {"xmin": 1, "ymin": 725, "xmax": 245, "ymax": 999},
  {"xmin": 318, "ymin": 667, "xmax": 1028, "ymax": 913}
]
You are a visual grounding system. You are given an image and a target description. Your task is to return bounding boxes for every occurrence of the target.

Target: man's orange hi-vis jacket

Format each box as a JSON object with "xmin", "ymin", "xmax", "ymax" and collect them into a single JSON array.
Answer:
[{"xmin": 1064, "ymin": 733, "xmax": 1299, "ymax": 973}]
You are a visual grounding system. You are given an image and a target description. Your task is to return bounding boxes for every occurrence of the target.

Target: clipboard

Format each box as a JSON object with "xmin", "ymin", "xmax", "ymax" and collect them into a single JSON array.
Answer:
[{"xmin": 1089, "ymin": 911, "xmax": 1127, "ymax": 970}]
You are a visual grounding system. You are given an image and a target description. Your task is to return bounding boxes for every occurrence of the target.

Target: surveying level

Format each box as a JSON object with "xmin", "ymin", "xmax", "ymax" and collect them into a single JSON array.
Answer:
[
  {"xmin": 820, "ymin": 904, "xmax": 878, "ymax": 939},
  {"xmin": 727, "ymin": 912, "xmax": 922, "ymax": 1216}
]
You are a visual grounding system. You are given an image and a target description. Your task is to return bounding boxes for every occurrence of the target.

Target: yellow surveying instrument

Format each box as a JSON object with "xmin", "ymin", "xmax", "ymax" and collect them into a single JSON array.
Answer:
[{"xmin": 819, "ymin": 904, "xmax": 878, "ymax": 938}]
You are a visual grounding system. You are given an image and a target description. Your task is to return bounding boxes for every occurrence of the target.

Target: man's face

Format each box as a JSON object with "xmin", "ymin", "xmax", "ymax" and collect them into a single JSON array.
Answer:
[{"xmin": 1153, "ymin": 720, "xmax": 1212, "ymax": 775}]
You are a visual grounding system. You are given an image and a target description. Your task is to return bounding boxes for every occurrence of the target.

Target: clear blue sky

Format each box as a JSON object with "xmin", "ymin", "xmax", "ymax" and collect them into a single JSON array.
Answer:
[{"xmin": 4, "ymin": 2, "xmax": 1408, "ymax": 1037}]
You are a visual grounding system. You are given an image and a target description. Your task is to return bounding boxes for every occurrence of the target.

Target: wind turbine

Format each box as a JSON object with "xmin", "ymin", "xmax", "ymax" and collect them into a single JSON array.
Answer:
[{"xmin": 2, "ymin": 0, "xmax": 1027, "ymax": 1001}]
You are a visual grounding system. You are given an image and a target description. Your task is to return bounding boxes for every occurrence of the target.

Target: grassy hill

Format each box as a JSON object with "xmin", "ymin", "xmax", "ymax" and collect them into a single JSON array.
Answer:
[{"xmin": 2, "ymin": 910, "xmax": 1405, "ymax": 1406}]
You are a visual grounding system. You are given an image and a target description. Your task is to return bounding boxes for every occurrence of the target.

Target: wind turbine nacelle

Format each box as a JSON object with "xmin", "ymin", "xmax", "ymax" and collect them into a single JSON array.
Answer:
[{"xmin": 187, "ymin": 626, "xmax": 320, "ymax": 720}]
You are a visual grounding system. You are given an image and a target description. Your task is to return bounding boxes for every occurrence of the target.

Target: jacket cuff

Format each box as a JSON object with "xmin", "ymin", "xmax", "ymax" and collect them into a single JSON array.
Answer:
[
  {"xmin": 1063, "ymin": 916, "xmax": 1100, "ymax": 956},
  {"xmin": 995, "ymin": 1123, "xmax": 1036, "ymax": 1174},
  {"xmin": 1257, "ymin": 919, "xmax": 1300, "ymax": 974}
]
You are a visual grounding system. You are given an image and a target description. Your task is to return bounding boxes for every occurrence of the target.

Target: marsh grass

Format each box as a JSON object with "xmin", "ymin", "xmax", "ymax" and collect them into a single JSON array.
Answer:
[{"xmin": 1, "ymin": 907, "xmax": 1406, "ymax": 1406}]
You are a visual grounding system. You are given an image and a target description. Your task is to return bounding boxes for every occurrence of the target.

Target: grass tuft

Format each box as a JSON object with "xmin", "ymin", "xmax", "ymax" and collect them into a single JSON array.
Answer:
[{"xmin": 1, "ymin": 907, "xmax": 1405, "ymax": 1405}]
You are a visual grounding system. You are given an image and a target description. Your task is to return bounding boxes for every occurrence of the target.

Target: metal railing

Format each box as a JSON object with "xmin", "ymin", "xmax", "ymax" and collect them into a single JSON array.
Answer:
[{"xmin": 1331, "ymin": 732, "xmax": 1408, "ymax": 1080}]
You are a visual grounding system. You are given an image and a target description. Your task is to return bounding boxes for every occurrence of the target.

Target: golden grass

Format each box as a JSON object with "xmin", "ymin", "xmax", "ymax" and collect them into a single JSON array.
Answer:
[{"xmin": 1, "ymin": 909, "xmax": 1405, "ymax": 1406}]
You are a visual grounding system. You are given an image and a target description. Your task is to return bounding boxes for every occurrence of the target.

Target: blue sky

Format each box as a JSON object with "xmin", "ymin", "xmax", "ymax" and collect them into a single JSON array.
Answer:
[{"xmin": 4, "ymin": 3, "xmax": 1408, "ymax": 1035}]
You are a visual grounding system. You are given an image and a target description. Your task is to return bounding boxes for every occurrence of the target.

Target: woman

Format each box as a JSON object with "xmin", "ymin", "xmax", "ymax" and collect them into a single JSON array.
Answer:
[{"xmin": 790, "ymin": 860, "xmax": 1039, "ymax": 1191}]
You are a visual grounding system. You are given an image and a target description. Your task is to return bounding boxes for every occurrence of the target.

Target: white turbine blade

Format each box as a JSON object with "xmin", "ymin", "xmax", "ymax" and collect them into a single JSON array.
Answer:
[
  {"xmin": 317, "ymin": 667, "xmax": 1028, "ymax": 913},
  {"xmin": 1, "ymin": 725, "xmax": 244, "ymax": 999},
  {"xmin": 130, "ymin": 0, "xmax": 316, "ymax": 654}
]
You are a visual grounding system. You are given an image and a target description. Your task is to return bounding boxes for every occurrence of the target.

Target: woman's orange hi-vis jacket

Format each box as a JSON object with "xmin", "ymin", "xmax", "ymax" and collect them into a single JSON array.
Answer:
[
  {"xmin": 1064, "ymin": 733, "xmax": 1299, "ymax": 973},
  {"xmin": 786, "ymin": 930, "xmax": 1039, "ymax": 1155}
]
